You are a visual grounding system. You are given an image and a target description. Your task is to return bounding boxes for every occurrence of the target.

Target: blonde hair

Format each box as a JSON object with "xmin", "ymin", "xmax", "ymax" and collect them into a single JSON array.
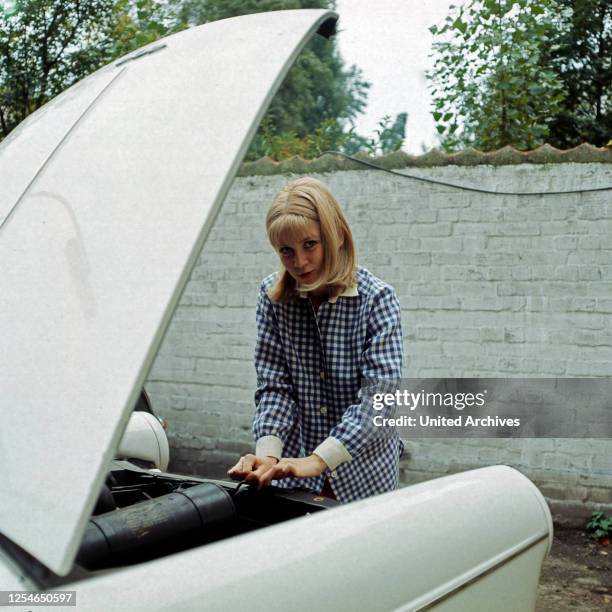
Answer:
[{"xmin": 266, "ymin": 177, "xmax": 357, "ymax": 303}]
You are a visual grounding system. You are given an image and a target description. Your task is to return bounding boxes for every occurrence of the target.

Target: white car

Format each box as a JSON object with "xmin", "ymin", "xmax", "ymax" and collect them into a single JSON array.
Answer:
[{"xmin": 0, "ymin": 9, "xmax": 552, "ymax": 611}]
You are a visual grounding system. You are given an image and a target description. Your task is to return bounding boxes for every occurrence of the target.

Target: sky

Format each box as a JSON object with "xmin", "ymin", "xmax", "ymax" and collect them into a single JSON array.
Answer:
[{"xmin": 335, "ymin": 0, "xmax": 455, "ymax": 154}]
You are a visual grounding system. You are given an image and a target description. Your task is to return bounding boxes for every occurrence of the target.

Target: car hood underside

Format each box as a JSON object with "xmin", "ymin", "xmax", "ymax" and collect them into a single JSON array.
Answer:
[{"xmin": 0, "ymin": 9, "xmax": 337, "ymax": 576}]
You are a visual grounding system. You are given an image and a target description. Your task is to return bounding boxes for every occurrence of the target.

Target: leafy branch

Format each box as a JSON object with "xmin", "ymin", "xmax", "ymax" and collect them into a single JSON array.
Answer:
[{"xmin": 427, "ymin": 0, "xmax": 566, "ymax": 151}]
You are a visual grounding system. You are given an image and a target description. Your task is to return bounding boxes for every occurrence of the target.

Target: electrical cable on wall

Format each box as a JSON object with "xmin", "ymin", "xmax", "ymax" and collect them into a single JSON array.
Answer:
[{"xmin": 321, "ymin": 151, "xmax": 612, "ymax": 197}]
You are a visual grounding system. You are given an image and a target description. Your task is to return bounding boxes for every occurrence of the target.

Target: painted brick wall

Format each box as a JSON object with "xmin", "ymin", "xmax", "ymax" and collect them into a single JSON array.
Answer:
[{"xmin": 146, "ymin": 162, "xmax": 612, "ymax": 521}]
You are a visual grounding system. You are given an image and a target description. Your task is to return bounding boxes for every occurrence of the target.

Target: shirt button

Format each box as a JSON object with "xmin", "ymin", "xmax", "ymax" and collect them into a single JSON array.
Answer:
[
  {"xmin": 331, "ymin": 470, "xmax": 338, "ymax": 478},
  {"xmin": 320, "ymin": 406, "xmax": 327, "ymax": 415},
  {"xmin": 319, "ymin": 371, "xmax": 325, "ymax": 380}
]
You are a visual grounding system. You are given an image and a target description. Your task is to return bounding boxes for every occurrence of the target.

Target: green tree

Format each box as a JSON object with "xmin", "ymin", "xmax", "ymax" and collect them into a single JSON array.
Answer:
[
  {"xmin": 545, "ymin": 0, "xmax": 611, "ymax": 147},
  {"xmin": 0, "ymin": 0, "xmax": 407, "ymax": 158},
  {"xmin": 0, "ymin": 0, "xmax": 113, "ymax": 137},
  {"xmin": 0, "ymin": 0, "xmax": 185, "ymax": 139},
  {"xmin": 340, "ymin": 112, "xmax": 407, "ymax": 155},
  {"xmin": 180, "ymin": 0, "xmax": 370, "ymax": 157},
  {"xmin": 250, "ymin": 111, "xmax": 407, "ymax": 160},
  {"xmin": 427, "ymin": 0, "xmax": 566, "ymax": 151},
  {"xmin": 106, "ymin": 0, "xmax": 186, "ymax": 58},
  {"xmin": 375, "ymin": 112, "xmax": 407, "ymax": 154}
]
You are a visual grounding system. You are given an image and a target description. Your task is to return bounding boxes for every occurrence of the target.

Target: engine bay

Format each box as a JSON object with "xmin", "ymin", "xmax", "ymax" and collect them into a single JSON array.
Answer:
[
  {"xmin": 0, "ymin": 461, "xmax": 335, "ymax": 589},
  {"xmin": 79, "ymin": 461, "xmax": 335, "ymax": 570}
]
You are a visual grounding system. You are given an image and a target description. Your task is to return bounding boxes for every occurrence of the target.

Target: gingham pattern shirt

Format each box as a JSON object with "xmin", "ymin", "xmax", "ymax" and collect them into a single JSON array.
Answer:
[{"xmin": 253, "ymin": 266, "xmax": 404, "ymax": 503}]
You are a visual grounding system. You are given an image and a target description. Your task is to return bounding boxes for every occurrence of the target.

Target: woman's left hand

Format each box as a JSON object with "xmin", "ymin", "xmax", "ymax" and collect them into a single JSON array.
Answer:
[{"xmin": 256, "ymin": 454, "xmax": 328, "ymax": 490}]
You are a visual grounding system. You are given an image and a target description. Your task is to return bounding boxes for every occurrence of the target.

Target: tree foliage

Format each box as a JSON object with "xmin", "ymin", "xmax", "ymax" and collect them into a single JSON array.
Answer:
[
  {"xmin": 106, "ymin": 0, "xmax": 186, "ymax": 59},
  {"xmin": 545, "ymin": 0, "xmax": 611, "ymax": 147},
  {"xmin": 251, "ymin": 112, "xmax": 407, "ymax": 161},
  {"xmin": 180, "ymin": 0, "xmax": 371, "ymax": 158},
  {"xmin": 373, "ymin": 112, "xmax": 408, "ymax": 154},
  {"xmin": 0, "ymin": 0, "xmax": 113, "ymax": 136},
  {"xmin": 427, "ymin": 0, "xmax": 566, "ymax": 151},
  {"xmin": 0, "ymin": 0, "xmax": 407, "ymax": 157},
  {"xmin": 341, "ymin": 112, "xmax": 407, "ymax": 156},
  {"xmin": 428, "ymin": 0, "xmax": 611, "ymax": 151},
  {"xmin": 0, "ymin": 0, "xmax": 185, "ymax": 138}
]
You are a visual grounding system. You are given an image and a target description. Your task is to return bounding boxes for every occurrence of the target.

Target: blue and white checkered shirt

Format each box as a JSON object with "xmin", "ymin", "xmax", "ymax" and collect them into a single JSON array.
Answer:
[{"xmin": 253, "ymin": 266, "xmax": 404, "ymax": 503}]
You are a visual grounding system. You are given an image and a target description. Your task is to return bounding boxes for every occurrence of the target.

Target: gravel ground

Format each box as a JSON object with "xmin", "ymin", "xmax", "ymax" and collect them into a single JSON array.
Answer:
[{"xmin": 537, "ymin": 528, "xmax": 612, "ymax": 611}]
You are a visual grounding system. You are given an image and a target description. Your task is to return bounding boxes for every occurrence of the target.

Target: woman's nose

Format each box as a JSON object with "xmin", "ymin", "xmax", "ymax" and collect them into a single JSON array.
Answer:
[{"xmin": 294, "ymin": 250, "xmax": 308, "ymax": 269}]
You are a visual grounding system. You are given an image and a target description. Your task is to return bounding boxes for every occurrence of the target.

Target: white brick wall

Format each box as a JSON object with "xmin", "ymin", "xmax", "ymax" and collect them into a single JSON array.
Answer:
[{"xmin": 146, "ymin": 162, "xmax": 612, "ymax": 521}]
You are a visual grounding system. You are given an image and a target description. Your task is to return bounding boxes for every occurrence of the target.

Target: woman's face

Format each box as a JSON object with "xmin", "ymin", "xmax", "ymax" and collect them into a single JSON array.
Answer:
[{"xmin": 277, "ymin": 220, "xmax": 325, "ymax": 286}]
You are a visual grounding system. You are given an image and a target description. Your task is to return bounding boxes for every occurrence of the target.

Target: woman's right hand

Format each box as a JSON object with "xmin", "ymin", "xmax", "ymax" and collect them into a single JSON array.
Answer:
[{"xmin": 227, "ymin": 454, "xmax": 278, "ymax": 482}]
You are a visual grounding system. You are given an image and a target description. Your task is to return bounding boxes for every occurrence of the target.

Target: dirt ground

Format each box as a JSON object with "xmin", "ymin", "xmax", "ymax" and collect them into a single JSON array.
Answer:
[{"xmin": 537, "ymin": 528, "xmax": 612, "ymax": 611}]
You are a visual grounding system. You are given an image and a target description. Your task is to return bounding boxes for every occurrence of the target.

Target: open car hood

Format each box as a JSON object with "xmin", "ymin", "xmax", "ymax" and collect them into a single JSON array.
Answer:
[{"xmin": 0, "ymin": 9, "xmax": 337, "ymax": 576}]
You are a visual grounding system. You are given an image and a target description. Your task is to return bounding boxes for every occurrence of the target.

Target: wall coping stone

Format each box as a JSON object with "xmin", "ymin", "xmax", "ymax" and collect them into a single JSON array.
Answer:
[{"xmin": 238, "ymin": 143, "xmax": 612, "ymax": 176}]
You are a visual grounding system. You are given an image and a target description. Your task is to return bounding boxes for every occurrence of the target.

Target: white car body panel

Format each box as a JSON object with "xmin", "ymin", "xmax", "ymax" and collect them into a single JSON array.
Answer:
[
  {"xmin": 0, "ymin": 68, "xmax": 120, "ymax": 225},
  {"xmin": 66, "ymin": 466, "xmax": 552, "ymax": 611},
  {"xmin": 0, "ymin": 9, "xmax": 337, "ymax": 576}
]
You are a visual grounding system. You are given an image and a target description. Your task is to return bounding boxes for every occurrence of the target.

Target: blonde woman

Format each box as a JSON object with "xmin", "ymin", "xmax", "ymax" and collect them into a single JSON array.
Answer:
[{"xmin": 228, "ymin": 177, "xmax": 403, "ymax": 503}]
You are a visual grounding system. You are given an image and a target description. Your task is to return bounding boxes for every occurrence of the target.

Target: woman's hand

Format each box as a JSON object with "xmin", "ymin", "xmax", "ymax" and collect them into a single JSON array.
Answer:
[
  {"xmin": 227, "ymin": 454, "xmax": 278, "ymax": 481},
  {"xmin": 256, "ymin": 454, "xmax": 328, "ymax": 490}
]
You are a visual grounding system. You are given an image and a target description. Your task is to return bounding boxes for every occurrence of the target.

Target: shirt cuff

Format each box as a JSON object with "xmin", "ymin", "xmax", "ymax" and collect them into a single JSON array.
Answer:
[
  {"xmin": 313, "ymin": 437, "xmax": 352, "ymax": 471},
  {"xmin": 255, "ymin": 435, "xmax": 283, "ymax": 460}
]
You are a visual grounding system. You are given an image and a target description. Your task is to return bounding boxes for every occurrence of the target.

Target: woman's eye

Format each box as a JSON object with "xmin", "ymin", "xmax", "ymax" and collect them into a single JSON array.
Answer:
[
  {"xmin": 304, "ymin": 241, "xmax": 317, "ymax": 249},
  {"xmin": 279, "ymin": 247, "xmax": 292, "ymax": 256}
]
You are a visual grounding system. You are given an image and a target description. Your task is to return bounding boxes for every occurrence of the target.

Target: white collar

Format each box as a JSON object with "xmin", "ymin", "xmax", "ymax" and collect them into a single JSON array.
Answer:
[{"xmin": 297, "ymin": 284, "xmax": 359, "ymax": 304}]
